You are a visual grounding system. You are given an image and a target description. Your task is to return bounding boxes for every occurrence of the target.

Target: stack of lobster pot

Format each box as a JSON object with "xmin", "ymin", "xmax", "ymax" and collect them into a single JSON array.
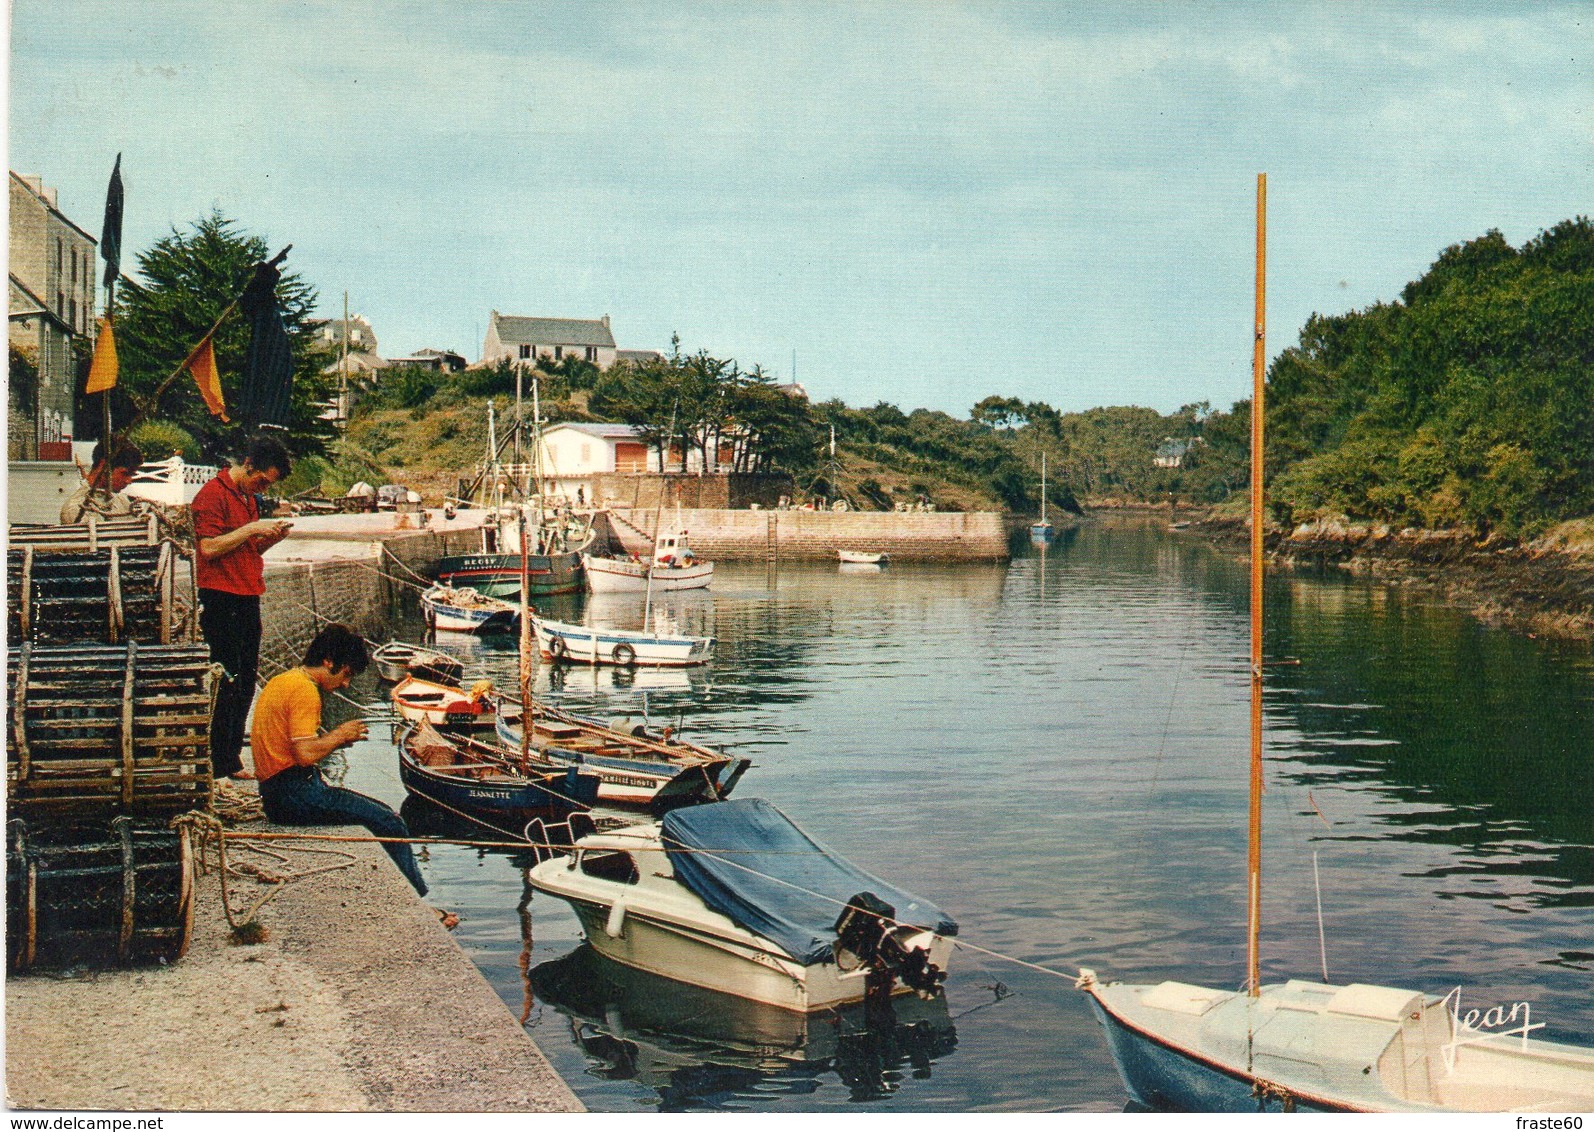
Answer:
[{"xmin": 6, "ymin": 520, "xmax": 212, "ymax": 971}]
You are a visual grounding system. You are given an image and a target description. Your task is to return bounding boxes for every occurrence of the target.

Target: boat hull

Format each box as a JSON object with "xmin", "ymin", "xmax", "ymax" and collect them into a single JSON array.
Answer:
[
  {"xmin": 581, "ymin": 553, "xmax": 714, "ymax": 593},
  {"xmin": 535, "ymin": 617, "xmax": 713, "ymax": 667},
  {"xmin": 398, "ymin": 750, "xmax": 594, "ymax": 823},
  {"xmin": 421, "ymin": 588, "xmax": 518, "ymax": 633},
  {"xmin": 493, "ymin": 714, "xmax": 749, "ymax": 808},
  {"xmin": 1086, "ymin": 991, "xmax": 1340, "ymax": 1113},
  {"xmin": 550, "ymin": 893, "xmax": 944, "ymax": 1013},
  {"xmin": 436, "ymin": 551, "xmax": 583, "ymax": 598},
  {"xmin": 392, "ymin": 677, "xmax": 495, "ymax": 731}
]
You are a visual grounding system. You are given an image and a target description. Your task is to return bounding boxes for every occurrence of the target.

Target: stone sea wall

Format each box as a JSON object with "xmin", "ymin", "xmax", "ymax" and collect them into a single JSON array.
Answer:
[
  {"xmin": 258, "ymin": 528, "xmax": 481, "ymax": 668},
  {"xmin": 601, "ymin": 507, "xmax": 1011, "ymax": 562}
]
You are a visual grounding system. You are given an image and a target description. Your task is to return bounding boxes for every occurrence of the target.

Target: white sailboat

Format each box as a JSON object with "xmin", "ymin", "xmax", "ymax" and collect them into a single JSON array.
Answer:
[
  {"xmin": 1076, "ymin": 175, "xmax": 1594, "ymax": 1114},
  {"xmin": 1030, "ymin": 452, "xmax": 1054, "ymax": 544}
]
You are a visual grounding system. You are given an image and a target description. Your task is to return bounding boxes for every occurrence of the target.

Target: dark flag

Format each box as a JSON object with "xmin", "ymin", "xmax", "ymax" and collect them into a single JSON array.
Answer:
[
  {"xmin": 236, "ymin": 259, "xmax": 295, "ymax": 430},
  {"xmin": 100, "ymin": 154, "xmax": 124, "ymax": 290}
]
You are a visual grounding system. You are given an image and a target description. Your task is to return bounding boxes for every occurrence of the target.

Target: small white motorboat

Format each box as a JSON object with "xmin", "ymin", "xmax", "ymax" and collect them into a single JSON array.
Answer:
[
  {"xmin": 527, "ymin": 798, "xmax": 957, "ymax": 1012},
  {"xmin": 534, "ymin": 614, "xmax": 713, "ymax": 668},
  {"xmin": 583, "ymin": 531, "xmax": 714, "ymax": 593},
  {"xmin": 837, "ymin": 550, "xmax": 889, "ymax": 565},
  {"xmin": 391, "ymin": 674, "xmax": 497, "ymax": 730},
  {"xmin": 371, "ymin": 640, "xmax": 464, "ymax": 685},
  {"xmin": 421, "ymin": 585, "xmax": 518, "ymax": 633}
]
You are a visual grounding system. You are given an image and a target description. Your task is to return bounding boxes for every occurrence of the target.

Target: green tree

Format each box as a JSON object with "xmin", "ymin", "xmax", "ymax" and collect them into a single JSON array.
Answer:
[{"xmin": 110, "ymin": 210, "xmax": 334, "ymax": 461}]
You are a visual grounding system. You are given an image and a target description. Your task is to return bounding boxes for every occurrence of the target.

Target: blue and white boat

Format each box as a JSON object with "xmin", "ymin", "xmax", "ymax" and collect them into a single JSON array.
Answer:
[
  {"xmin": 527, "ymin": 798, "xmax": 956, "ymax": 1012},
  {"xmin": 421, "ymin": 585, "xmax": 518, "ymax": 633},
  {"xmin": 1076, "ymin": 176, "xmax": 1594, "ymax": 1114},
  {"xmin": 398, "ymin": 718, "xmax": 599, "ymax": 823},
  {"xmin": 494, "ymin": 697, "xmax": 750, "ymax": 810},
  {"xmin": 533, "ymin": 613, "xmax": 712, "ymax": 668}
]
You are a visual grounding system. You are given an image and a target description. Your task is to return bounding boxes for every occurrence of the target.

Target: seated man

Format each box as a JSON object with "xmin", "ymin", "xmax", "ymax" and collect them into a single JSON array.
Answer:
[
  {"xmin": 60, "ymin": 440, "xmax": 145, "ymax": 524},
  {"xmin": 250, "ymin": 623, "xmax": 456, "ymax": 926}
]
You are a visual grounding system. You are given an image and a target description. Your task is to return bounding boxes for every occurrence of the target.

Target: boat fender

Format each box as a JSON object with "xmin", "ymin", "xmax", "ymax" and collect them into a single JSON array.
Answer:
[{"xmin": 604, "ymin": 900, "xmax": 626, "ymax": 939}]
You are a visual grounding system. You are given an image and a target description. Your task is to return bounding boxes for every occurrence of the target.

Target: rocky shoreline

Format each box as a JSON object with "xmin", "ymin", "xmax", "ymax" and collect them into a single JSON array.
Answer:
[{"xmin": 1183, "ymin": 512, "xmax": 1594, "ymax": 642}]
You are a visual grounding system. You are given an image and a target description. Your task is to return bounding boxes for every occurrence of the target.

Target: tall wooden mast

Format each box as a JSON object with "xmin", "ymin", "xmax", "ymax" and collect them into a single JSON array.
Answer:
[{"xmin": 1247, "ymin": 172, "xmax": 1268, "ymax": 997}]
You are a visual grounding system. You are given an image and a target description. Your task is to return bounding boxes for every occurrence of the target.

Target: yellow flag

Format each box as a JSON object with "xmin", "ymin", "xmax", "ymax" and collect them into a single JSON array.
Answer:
[
  {"xmin": 84, "ymin": 318, "xmax": 118, "ymax": 394},
  {"xmin": 184, "ymin": 334, "xmax": 229, "ymax": 421}
]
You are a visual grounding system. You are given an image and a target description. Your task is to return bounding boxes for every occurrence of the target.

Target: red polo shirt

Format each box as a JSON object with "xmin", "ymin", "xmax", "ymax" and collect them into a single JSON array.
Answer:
[{"xmin": 191, "ymin": 469, "xmax": 266, "ymax": 596}]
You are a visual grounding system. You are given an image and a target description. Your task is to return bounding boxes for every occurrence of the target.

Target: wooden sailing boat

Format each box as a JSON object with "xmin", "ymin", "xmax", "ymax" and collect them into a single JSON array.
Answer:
[{"xmin": 1076, "ymin": 175, "xmax": 1594, "ymax": 1113}]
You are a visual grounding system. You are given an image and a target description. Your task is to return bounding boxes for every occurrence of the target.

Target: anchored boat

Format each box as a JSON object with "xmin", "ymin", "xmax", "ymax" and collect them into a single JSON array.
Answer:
[
  {"xmin": 837, "ymin": 550, "xmax": 889, "ymax": 565},
  {"xmin": 527, "ymin": 798, "xmax": 956, "ymax": 1012},
  {"xmin": 533, "ymin": 614, "xmax": 713, "ymax": 668},
  {"xmin": 371, "ymin": 640, "xmax": 464, "ymax": 685},
  {"xmin": 1077, "ymin": 175, "xmax": 1594, "ymax": 1114},
  {"xmin": 421, "ymin": 585, "xmax": 518, "ymax": 633},
  {"xmin": 391, "ymin": 674, "xmax": 497, "ymax": 731},
  {"xmin": 397, "ymin": 718, "xmax": 599, "ymax": 824},
  {"xmin": 493, "ymin": 696, "xmax": 750, "ymax": 810},
  {"xmin": 582, "ymin": 531, "xmax": 714, "ymax": 594}
]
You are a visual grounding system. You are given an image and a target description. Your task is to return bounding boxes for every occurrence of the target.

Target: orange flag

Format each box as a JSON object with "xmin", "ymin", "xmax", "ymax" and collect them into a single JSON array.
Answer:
[
  {"xmin": 84, "ymin": 318, "xmax": 118, "ymax": 394},
  {"xmin": 184, "ymin": 334, "xmax": 229, "ymax": 421}
]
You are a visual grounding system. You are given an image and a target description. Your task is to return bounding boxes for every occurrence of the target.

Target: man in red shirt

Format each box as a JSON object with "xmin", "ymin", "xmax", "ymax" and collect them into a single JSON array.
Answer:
[{"xmin": 191, "ymin": 434, "xmax": 294, "ymax": 779}]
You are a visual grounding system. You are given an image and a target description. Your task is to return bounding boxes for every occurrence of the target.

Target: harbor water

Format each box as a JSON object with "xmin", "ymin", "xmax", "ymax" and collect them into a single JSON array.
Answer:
[{"xmin": 327, "ymin": 517, "xmax": 1594, "ymax": 1112}]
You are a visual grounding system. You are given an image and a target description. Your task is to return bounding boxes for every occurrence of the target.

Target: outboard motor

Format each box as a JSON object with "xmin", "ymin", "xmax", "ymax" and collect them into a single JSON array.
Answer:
[{"xmin": 834, "ymin": 891, "xmax": 948, "ymax": 997}]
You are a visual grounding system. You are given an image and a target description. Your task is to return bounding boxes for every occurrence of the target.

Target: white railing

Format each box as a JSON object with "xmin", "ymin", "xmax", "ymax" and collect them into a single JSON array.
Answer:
[{"xmin": 126, "ymin": 457, "xmax": 220, "ymax": 506}]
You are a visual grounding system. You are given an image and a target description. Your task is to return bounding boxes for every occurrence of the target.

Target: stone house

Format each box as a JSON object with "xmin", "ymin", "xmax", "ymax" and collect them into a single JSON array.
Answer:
[
  {"xmin": 481, "ymin": 312, "xmax": 618, "ymax": 369},
  {"xmin": 9, "ymin": 172, "xmax": 97, "ymax": 460}
]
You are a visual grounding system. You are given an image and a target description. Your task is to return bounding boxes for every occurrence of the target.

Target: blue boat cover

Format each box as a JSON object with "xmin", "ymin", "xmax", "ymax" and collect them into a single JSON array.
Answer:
[{"xmin": 660, "ymin": 798, "xmax": 958, "ymax": 966}]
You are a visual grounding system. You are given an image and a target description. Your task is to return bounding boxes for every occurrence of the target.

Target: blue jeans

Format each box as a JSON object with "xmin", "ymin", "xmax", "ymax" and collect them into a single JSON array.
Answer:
[{"xmin": 259, "ymin": 766, "xmax": 429, "ymax": 896}]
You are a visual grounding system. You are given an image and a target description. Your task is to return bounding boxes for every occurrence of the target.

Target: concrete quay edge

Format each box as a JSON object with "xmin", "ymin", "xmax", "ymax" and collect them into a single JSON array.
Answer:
[{"xmin": 5, "ymin": 828, "xmax": 585, "ymax": 1113}]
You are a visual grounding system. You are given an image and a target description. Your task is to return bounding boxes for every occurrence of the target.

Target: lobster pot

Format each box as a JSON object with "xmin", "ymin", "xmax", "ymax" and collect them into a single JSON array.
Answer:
[
  {"xmin": 6, "ymin": 817, "xmax": 194, "ymax": 972},
  {"xmin": 7, "ymin": 541, "xmax": 196, "ymax": 646},
  {"xmin": 7, "ymin": 514, "xmax": 164, "ymax": 551},
  {"xmin": 7, "ymin": 643, "xmax": 216, "ymax": 819}
]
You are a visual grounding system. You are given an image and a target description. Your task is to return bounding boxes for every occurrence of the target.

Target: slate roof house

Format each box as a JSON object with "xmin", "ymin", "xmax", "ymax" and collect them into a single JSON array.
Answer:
[{"xmin": 482, "ymin": 311, "xmax": 618, "ymax": 369}]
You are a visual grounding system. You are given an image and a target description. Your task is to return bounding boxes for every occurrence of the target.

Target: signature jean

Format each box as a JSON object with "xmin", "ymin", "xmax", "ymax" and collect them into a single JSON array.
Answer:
[{"xmin": 259, "ymin": 765, "xmax": 429, "ymax": 896}]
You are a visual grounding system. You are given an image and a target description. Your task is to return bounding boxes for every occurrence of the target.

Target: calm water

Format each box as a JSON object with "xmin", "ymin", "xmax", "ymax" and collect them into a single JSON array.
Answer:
[{"xmin": 327, "ymin": 518, "xmax": 1594, "ymax": 1113}]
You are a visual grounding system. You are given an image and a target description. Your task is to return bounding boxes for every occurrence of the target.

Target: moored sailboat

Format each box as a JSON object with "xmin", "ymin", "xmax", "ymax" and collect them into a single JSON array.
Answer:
[{"xmin": 1076, "ymin": 174, "xmax": 1594, "ymax": 1114}]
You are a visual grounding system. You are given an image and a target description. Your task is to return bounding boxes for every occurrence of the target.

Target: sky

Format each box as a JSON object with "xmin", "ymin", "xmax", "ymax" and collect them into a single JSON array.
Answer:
[{"xmin": 8, "ymin": 2, "xmax": 1588, "ymax": 418}]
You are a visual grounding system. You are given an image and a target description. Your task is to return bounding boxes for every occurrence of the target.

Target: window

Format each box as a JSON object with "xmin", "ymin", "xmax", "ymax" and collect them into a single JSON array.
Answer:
[
  {"xmin": 69, "ymin": 298, "xmax": 77, "ymax": 330},
  {"xmin": 585, "ymin": 346, "xmax": 597, "ymax": 362},
  {"xmin": 71, "ymin": 249, "xmax": 78, "ymax": 284},
  {"xmin": 519, "ymin": 344, "xmax": 531, "ymax": 359},
  {"xmin": 579, "ymin": 850, "xmax": 639, "ymax": 884},
  {"xmin": 554, "ymin": 346, "xmax": 564, "ymax": 360}
]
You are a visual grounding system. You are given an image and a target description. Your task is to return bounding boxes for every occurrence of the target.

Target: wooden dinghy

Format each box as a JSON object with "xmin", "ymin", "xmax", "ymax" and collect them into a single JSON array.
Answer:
[
  {"xmin": 397, "ymin": 718, "xmax": 600, "ymax": 824},
  {"xmin": 372, "ymin": 640, "xmax": 463, "ymax": 686},
  {"xmin": 421, "ymin": 585, "xmax": 518, "ymax": 633},
  {"xmin": 391, "ymin": 675, "xmax": 497, "ymax": 731},
  {"xmin": 494, "ymin": 697, "xmax": 751, "ymax": 811}
]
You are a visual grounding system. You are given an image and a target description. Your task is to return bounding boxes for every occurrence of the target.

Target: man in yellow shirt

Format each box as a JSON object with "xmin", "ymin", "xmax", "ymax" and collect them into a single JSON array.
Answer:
[{"xmin": 251, "ymin": 624, "xmax": 438, "ymax": 904}]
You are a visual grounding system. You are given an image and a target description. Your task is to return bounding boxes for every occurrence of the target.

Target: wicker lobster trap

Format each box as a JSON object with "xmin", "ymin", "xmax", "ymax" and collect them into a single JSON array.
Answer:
[
  {"xmin": 7, "ymin": 643, "xmax": 218, "ymax": 820},
  {"xmin": 6, "ymin": 816, "xmax": 194, "ymax": 972}
]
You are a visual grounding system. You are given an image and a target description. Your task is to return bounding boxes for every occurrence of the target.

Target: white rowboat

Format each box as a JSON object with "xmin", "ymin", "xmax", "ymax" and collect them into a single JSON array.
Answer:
[{"xmin": 534, "ymin": 615, "xmax": 713, "ymax": 668}]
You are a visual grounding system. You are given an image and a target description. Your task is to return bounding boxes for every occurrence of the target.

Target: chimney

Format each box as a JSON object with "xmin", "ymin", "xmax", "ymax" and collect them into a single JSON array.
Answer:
[{"xmin": 601, "ymin": 314, "xmax": 610, "ymax": 330}]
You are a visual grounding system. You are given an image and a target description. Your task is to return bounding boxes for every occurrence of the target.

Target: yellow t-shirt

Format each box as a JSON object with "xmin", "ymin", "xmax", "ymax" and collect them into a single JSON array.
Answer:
[{"xmin": 250, "ymin": 668, "xmax": 323, "ymax": 782}]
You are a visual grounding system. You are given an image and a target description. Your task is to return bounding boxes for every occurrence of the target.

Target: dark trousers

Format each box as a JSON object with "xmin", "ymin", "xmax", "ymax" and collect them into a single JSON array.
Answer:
[
  {"xmin": 199, "ymin": 589, "xmax": 262, "ymax": 779},
  {"xmin": 260, "ymin": 766, "xmax": 429, "ymax": 896}
]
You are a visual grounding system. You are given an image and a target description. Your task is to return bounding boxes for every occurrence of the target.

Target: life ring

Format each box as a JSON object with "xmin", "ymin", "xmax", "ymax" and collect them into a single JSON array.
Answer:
[
  {"xmin": 611, "ymin": 643, "xmax": 637, "ymax": 667},
  {"xmin": 549, "ymin": 636, "xmax": 569, "ymax": 660}
]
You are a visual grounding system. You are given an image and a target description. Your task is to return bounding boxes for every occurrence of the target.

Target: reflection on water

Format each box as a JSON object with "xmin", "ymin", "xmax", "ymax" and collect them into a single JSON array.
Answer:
[
  {"xmin": 330, "ymin": 517, "xmax": 1594, "ymax": 1111},
  {"xmin": 528, "ymin": 944, "xmax": 958, "ymax": 1111}
]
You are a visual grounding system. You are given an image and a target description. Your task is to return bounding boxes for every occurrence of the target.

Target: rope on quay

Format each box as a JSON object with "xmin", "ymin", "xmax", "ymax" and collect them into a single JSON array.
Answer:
[
  {"xmin": 174, "ymin": 811, "xmax": 360, "ymax": 932},
  {"xmin": 216, "ymin": 826, "xmax": 1084, "ymax": 988}
]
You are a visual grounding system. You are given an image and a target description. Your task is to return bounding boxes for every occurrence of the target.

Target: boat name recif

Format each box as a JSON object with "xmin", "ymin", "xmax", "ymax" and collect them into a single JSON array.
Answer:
[{"xmin": 1439, "ymin": 987, "xmax": 1547, "ymax": 1071}]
